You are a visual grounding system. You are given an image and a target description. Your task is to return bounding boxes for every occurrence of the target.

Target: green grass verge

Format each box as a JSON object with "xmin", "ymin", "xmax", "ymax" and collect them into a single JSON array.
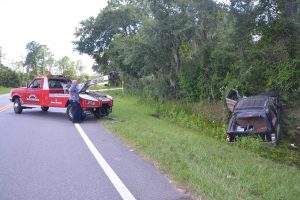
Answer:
[
  {"xmin": 101, "ymin": 91, "xmax": 300, "ymax": 200},
  {"xmin": 0, "ymin": 86, "xmax": 10, "ymax": 94}
]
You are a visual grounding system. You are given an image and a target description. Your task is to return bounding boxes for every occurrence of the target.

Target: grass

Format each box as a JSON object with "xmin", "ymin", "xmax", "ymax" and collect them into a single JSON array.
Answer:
[
  {"xmin": 101, "ymin": 91, "xmax": 300, "ymax": 200},
  {"xmin": 0, "ymin": 86, "xmax": 10, "ymax": 94}
]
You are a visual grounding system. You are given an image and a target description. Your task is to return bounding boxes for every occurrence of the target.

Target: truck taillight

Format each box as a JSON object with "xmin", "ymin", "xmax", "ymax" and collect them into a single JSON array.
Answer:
[{"xmin": 86, "ymin": 100, "xmax": 96, "ymax": 106}]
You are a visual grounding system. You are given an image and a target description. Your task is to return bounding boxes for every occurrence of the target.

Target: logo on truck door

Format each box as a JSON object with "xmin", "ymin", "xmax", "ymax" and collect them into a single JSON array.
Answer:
[
  {"xmin": 50, "ymin": 98, "xmax": 62, "ymax": 105},
  {"xmin": 27, "ymin": 94, "xmax": 39, "ymax": 102}
]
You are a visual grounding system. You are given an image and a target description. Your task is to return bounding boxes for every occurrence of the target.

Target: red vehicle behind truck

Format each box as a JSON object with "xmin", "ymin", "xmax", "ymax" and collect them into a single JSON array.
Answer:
[{"xmin": 10, "ymin": 72, "xmax": 117, "ymax": 121}]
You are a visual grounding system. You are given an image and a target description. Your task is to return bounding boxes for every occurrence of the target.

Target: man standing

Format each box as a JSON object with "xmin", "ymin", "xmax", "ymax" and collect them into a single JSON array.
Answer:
[{"xmin": 69, "ymin": 80, "xmax": 81, "ymax": 123}]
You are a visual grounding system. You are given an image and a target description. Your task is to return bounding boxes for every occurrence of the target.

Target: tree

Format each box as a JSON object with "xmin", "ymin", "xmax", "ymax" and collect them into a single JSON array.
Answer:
[
  {"xmin": 74, "ymin": 1, "xmax": 143, "ymax": 73},
  {"xmin": 0, "ymin": 66, "xmax": 21, "ymax": 87},
  {"xmin": 56, "ymin": 56, "xmax": 76, "ymax": 78},
  {"xmin": 24, "ymin": 41, "xmax": 54, "ymax": 77},
  {"xmin": 73, "ymin": 0, "xmax": 300, "ymax": 101}
]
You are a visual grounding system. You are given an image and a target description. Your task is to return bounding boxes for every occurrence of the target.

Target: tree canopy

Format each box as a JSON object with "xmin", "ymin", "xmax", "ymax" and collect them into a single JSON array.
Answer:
[{"xmin": 73, "ymin": 0, "xmax": 298, "ymax": 101}]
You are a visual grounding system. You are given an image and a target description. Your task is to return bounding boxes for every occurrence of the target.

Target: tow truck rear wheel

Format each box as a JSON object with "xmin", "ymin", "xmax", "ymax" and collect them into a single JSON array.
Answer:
[
  {"xmin": 66, "ymin": 104, "xmax": 85, "ymax": 121},
  {"xmin": 67, "ymin": 104, "xmax": 73, "ymax": 121},
  {"xmin": 41, "ymin": 106, "xmax": 49, "ymax": 112},
  {"xmin": 13, "ymin": 98, "xmax": 23, "ymax": 114}
]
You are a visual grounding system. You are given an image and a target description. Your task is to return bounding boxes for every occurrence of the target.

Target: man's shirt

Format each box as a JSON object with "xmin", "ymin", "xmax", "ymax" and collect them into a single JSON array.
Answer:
[{"xmin": 69, "ymin": 84, "xmax": 80, "ymax": 102}]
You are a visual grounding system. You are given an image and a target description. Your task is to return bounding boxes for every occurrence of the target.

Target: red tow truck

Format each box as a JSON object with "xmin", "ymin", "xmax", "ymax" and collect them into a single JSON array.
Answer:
[{"xmin": 10, "ymin": 72, "xmax": 117, "ymax": 120}]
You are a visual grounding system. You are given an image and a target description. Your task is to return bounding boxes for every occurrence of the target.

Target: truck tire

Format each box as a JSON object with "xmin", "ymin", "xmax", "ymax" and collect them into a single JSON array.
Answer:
[
  {"xmin": 41, "ymin": 106, "xmax": 49, "ymax": 112},
  {"xmin": 93, "ymin": 108, "xmax": 102, "ymax": 119},
  {"xmin": 94, "ymin": 107, "xmax": 108, "ymax": 118},
  {"xmin": 13, "ymin": 98, "xmax": 23, "ymax": 114},
  {"xmin": 66, "ymin": 104, "xmax": 85, "ymax": 121},
  {"xmin": 80, "ymin": 113, "xmax": 86, "ymax": 121},
  {"xmin": 66, "ymin": 104, "xmax": 73, "ymax": 121}
]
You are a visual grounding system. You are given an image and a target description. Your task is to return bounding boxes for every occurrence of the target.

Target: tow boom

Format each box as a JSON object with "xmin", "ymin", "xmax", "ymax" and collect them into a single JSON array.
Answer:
[{"xmin": 77, "ymin": 71, "xmax": 118, "ymax": 93}]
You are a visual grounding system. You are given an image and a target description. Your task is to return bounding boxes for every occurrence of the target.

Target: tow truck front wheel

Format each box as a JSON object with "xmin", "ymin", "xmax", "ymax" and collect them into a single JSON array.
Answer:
[{"xmin": 13, "ymin": 98, "xmax": 23, "ymax": 114}]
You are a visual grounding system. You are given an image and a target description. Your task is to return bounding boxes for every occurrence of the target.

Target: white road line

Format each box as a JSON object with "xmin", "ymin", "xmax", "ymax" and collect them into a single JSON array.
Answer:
[{"xmin": 74, "ymin": 123, "xmax": 136, "ymax": 200}]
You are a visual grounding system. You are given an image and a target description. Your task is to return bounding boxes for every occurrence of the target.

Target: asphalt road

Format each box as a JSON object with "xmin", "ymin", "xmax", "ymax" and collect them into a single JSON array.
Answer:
[{"xmin": 0, "ymin": 94, "xmax": 191, "ymax": 200}]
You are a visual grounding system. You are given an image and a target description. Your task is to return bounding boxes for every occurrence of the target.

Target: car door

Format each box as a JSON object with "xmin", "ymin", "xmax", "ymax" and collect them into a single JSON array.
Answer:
[
  {"xmin": 24, "ymin": 79, "xmax": 42, "ymax": 105},
  {"xmin": 225, "ymin": 89, "xmax": 242, "ymax": 112},
  {"xmin": 269, "ymin": 104, "xmax": 280, "ymax": 139}
]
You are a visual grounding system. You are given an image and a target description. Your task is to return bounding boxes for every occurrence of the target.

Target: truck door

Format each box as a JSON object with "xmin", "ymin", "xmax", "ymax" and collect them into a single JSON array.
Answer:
[{"xmin": 24, "ymin": 78, "xmax": 42, "ymax": 105}]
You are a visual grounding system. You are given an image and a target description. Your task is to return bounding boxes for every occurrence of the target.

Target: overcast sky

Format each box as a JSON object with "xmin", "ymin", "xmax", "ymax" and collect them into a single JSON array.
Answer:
[{"xmin": 0, "ymin": 0, "xmax": 108, "ymax": 74}]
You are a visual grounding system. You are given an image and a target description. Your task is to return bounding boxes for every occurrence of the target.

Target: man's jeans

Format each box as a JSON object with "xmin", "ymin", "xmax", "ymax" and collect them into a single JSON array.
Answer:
[{"xmin": 70, "ymin": 100, "xmax": 81, "ymax": 123}]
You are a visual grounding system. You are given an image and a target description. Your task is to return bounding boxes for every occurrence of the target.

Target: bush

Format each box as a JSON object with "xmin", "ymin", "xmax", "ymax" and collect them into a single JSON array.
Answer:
[{"xmin": 0, "ymin": 66, "xmax": 21, "ymax": 87}]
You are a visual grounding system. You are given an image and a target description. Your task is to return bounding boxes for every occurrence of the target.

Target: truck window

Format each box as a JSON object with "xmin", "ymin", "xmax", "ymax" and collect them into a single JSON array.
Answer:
[
  {"xmin": 49, "ymin": 79, "xmax": 69, "ymax": 88},
  {"xmin": 29, "ymin": 79, "xmax": 41, "ymax": 89}
]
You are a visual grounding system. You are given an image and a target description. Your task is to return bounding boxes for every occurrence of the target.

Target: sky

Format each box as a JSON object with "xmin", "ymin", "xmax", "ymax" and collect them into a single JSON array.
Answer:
[
  {"xmin": 0, "ymin": 0, "xmax": 228, "ymax": 75},
  {"xmin": 0, "ymin": 0, "xmax": 108, "ymax": 74}
]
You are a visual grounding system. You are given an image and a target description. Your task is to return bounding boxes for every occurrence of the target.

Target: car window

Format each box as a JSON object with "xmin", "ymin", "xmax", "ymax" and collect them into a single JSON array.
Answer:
[
  {"xmin": 233, "ymin": 117, "xmax": 267, "ymax": 132},
  {"xmin": 29, "ymin": 79, "xmax": 41, "ymax": 89}
]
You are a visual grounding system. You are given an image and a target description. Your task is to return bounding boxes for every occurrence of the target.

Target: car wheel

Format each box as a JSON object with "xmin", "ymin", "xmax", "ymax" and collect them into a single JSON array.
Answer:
[
  {"xmin": 41, "ymin": 106, "xmax": 49, "ymax": 112},
  {"xmin": 13, "ymin": 98, "xmax": 23, "ymax": 114},
  {"xmin": 66, "ymin": 104, "xmax": 73, "ymax": 121}
]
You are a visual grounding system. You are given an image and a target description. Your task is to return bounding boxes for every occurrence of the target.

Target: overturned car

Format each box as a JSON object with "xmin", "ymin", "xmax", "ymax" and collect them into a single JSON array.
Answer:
[{"xmin": 225, "ymin": 89, "xmax": 282, "ymax": 144}]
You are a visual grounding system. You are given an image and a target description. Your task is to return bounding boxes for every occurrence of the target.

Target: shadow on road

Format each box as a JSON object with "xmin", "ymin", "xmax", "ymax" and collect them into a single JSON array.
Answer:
[{"xmin": 7, "ymin": 108, "xmax": 99, "ymax": 124}]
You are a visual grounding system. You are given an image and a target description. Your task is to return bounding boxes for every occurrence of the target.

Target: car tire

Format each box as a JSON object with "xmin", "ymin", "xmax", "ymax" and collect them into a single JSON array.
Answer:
[
  {"xmin": 41, "ymin": 106, "xmax": 49, "ymax": 112},
  {"xmin": 13, "ymin": 98, "xmax": 23, "ymax": 114}
]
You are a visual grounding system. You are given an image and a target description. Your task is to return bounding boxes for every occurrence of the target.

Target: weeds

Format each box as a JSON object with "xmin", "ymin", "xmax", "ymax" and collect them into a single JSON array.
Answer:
[{"xmin": 113, "ymin": 90, "xmax": 300, "ymax": 167}]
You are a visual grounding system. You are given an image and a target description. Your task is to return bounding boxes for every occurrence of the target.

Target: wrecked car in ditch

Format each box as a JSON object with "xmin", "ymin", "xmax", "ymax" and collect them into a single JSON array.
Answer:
[{"xmin": 225, "ymin": 89, "xmax": 282, "ymax": 145}]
